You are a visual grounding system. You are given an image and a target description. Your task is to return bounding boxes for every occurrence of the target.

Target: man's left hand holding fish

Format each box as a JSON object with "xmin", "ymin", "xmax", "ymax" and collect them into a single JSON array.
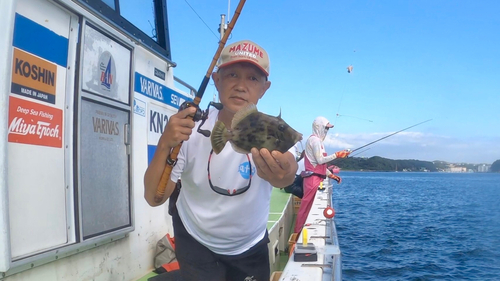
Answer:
[{"xmin": 251, "ymin": 147, "xmax": 298, "ymax": 188}]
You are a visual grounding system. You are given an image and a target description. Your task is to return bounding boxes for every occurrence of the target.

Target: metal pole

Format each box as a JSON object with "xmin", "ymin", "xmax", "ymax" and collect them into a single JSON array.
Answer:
[{"xmin": 219, "ymin": 14, "xmax": 226, "ymax": 40}]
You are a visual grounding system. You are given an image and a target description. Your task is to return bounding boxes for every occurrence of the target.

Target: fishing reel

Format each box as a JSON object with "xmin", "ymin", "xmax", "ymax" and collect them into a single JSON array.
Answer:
[{"xmin": 178, "ymin": 101, "xmax": 223, "ymax": 137}]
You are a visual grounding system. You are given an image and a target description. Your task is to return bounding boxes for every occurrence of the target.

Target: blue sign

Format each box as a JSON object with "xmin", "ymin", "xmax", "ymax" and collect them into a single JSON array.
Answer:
[
  {"xmin": 134, "ymin": 72, "xmax": 192, "ymax": 108},
  {"xmin": 13, "ymin": 13, "xmax": 68, "ymax": 67}
]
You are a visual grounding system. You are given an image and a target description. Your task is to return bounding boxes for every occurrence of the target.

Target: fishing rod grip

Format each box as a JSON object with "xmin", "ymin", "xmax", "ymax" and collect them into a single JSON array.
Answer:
[
  {"xmin": 154, "ymin": 143, "xmax": 182, "ymax": 203},
  {"xmin": 153, "ymin": 99, "xmax": 200, "ymax": 203}
]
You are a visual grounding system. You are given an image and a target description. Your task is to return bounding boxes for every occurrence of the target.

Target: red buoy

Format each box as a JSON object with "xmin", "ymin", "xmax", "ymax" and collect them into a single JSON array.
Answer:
[{"xmin": 323, "ymin": 206, "xmax": 335, "ymax": 219}]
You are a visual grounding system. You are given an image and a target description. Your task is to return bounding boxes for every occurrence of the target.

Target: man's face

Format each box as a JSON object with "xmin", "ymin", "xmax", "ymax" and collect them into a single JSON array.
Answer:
[{"xmin": 212, "ymin": 62, "xmax": 271, "ymax": 115}]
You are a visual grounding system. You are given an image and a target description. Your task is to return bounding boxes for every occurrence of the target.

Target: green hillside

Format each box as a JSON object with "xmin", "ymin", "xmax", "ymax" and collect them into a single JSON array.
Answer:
[{"xmin": 328, "ymin": 156, "xmax": 437, "ymax": 172}]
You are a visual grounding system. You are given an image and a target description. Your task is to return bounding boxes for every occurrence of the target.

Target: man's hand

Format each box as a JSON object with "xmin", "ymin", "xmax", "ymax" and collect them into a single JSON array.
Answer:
[
  {"xmin": 159, "ymin": 107, "xmax": 197, "ymax": 149},
  {"xmin": 328, "ymin": 174, "xmax": 342, "ymax": 184},
  {"xmin": 334, "ymin": 149, "xmax": 351, "ymax": 159},
  {"xmin": 251, "ymin": 148, "xmax": 297, "ymax": 188}
]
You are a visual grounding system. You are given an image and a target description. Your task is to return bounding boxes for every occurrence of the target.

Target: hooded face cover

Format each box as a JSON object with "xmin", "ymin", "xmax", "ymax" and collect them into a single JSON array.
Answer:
[{"xmin": 312, "ymin": 116, "xmax": 332, "ymax": 140}]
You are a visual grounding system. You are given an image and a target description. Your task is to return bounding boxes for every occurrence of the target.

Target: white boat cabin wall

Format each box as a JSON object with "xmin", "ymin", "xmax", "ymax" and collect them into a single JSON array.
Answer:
[{"xmin": 0, "ymin": 0, "xmax": 195, "ymax": 279}]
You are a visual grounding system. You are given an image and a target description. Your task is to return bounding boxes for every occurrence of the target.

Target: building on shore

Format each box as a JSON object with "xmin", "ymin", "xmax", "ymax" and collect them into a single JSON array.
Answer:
[
  {"xmin": 477, "ymin": 164, "xmax": 491, "ymax": 173},
  {"xmin": 446, "ymin": 167, "xmax": 467, "ymax": 173}
]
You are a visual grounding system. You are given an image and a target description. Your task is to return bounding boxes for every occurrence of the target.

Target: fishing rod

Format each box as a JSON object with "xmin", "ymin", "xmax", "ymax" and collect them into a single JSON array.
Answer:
[
  {"xmin": 328, "ymin": 148, "xmax": 370, "ymax": 166},
  {"xmin": 349, "ymin": 148, "xmax": 370, "ymax": 157},
  {"xmin": 349, "ymin": 119, "xmax": 432, "ymax": 154},
  {"xmin": 154, "ymin": 0, "xmax": 247, "ymax": 203}
]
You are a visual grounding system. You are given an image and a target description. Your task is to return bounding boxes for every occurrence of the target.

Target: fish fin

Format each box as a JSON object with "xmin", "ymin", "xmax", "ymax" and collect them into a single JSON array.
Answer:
[
  {"xmin": 211, "ymin": 121, "xmax": 228, "ymax": 154},
  {"xmin": 296, "ymin": 133, "xmax": 303, "ymax": 142},
  {"xmin": 232, "ymin": 103, "xmax": 258, "ymax": 127}
]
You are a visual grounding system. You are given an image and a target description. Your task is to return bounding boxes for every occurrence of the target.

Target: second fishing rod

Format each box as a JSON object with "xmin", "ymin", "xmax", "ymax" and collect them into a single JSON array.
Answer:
[{"xmin": 329, "ymin": 119, "xmax": 433, "ymax": 162}]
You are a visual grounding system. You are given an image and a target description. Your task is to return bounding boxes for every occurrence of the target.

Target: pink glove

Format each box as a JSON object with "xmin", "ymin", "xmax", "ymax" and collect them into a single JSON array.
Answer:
[
  {"xmin": 335, "ymin": 149, "xmax": 351, "ymax": 159},
  {"xmin": 328, "ymin": 174, "xmax": 342, "ymax": 184}
]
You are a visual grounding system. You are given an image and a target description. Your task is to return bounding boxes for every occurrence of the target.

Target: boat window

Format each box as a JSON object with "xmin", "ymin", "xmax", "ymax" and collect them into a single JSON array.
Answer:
[
  {"xmin": 80, "ymin": 0, "xmax": 171, "ymax": 59},
  {"xmin": 101, "ymin": 0, "xmax": 115, "ymax": 10},
  {"xmin": 120, "ymin": 0, "xmax": 157, "ymax": 41}
]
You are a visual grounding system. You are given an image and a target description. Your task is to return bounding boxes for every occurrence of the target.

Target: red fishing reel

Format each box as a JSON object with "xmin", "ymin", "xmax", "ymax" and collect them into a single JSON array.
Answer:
[{"xmin": 323, "ymin": 206, "xmax": 335, "ymax": 219}]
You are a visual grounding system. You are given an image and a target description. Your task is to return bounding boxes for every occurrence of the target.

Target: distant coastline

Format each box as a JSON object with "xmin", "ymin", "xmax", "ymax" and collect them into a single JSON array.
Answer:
[{"xmin": 328, "ymin": 156, "xmax": 499, "ymax": 173}]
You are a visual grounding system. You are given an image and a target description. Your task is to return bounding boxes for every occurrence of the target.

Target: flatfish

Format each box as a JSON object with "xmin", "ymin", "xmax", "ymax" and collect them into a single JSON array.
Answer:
[{"xmin": 211, "ymin": 104, "xmax": 303, "ymax": 154}]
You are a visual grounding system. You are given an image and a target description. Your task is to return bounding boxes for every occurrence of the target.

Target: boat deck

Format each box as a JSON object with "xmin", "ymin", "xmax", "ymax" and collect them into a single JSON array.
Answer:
[
  {"xmin": 278, "ymin": 180, "xmax": 342, "ymax": 281},
  {"xmin": 267, "ymin": 188, "xmax": 293, "ymax": 230},
  {"xmin": 137, "ymin": 183, "xmax": 342, "ymax": 281}
]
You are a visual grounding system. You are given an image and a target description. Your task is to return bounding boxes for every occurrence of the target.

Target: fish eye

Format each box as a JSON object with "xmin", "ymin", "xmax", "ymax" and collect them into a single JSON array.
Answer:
[{"xmin": 278, "ymin": 124, "xmax": 286, "ymax": 131}]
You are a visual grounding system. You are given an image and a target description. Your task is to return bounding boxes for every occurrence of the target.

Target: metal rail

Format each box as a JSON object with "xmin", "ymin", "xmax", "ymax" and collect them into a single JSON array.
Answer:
[{"xmin": 174, "ymin": 76, "xmax": 197, "ymax": 97}]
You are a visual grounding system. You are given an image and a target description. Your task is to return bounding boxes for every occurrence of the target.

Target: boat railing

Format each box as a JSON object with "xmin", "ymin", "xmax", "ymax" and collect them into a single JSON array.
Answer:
[
  {"xmin": 174, "ymin": 76, "xmax": 197, "ymax": 97},
  {"xmin": 326, "ymin": 179, "xmax": 342, "ymax": 281},
  {"xmin": 279, "ymin": 178, "xmax": 342, "ymax": 280}
]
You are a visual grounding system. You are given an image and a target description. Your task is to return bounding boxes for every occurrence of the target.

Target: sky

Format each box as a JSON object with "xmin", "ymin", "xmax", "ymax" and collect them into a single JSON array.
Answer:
[{"xmin": 151, "ymin": 0, "xmax": 499, "ymax": 164}]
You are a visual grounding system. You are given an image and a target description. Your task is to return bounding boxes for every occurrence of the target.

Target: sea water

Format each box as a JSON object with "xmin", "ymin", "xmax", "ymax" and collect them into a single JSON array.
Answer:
[{"xmin": 333, "ymin": 172, "xmax": 500, "ymax": 281}]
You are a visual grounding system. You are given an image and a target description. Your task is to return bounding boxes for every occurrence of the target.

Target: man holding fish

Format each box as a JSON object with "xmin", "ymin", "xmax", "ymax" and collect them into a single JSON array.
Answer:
[
  {"xmin": 144, "ymin": 40, "xmax": 300, "ymax": 281},
  {"xmin": 294, "ymin": 116, "xmax": 351, "ymax": 234}
]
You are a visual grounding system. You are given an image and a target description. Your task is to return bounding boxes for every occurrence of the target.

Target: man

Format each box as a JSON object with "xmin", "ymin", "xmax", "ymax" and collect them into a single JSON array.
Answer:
[
  {"xmin": 294, "ymin": 116, "xmax": 350, "ymax": 234},
  {"xmin": 144, "ymin": 40, "xmax": 297, "ymax": 281}
]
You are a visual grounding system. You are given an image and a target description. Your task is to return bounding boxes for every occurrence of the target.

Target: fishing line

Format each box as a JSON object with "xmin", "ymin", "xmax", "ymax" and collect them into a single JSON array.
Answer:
[
  {"xmin": 333, "ymin": 49, "xmax": 358, "ymax": 127},
  {"xmin": 336, "ymin": 114, "xmax": 373, "ymax": 123},
  {"xmin": 333, "ymin": 86, "xmax": 345, "ymax": 126},
  {"xmin": 184, "ymin": 0, "xmax": 220, "ymax": 40}
]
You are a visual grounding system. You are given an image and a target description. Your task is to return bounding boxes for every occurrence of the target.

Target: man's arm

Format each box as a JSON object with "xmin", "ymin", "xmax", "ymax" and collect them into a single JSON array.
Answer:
[
  {"xmin": 309, "ymin": 138, "xmax": 350, "ymax": 165},
  {"xmin": 143, "ymin": 107, "xmax": 196, "ymax": 206},
  {"xmin": 144, "ymin": 140, "xmax": 177, "ymax": 206}
]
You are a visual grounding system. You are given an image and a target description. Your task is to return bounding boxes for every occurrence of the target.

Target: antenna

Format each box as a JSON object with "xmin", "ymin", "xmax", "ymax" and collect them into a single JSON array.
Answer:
[{"xmin": 219, "ymin": 14, "xmax": 226, "ymax": 40}]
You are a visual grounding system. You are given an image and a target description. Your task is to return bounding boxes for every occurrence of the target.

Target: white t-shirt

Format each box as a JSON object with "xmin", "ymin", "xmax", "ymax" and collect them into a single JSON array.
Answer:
[{"xmin": 171, "ymin": 108, "xmax": 289, "ymax": 255}]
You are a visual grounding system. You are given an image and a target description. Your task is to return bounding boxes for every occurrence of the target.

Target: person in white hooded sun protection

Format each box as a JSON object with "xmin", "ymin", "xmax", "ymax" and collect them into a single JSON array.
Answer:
[{"xmin": 294, "ymin": 116, "xmax": 351, "ymax": 234}]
